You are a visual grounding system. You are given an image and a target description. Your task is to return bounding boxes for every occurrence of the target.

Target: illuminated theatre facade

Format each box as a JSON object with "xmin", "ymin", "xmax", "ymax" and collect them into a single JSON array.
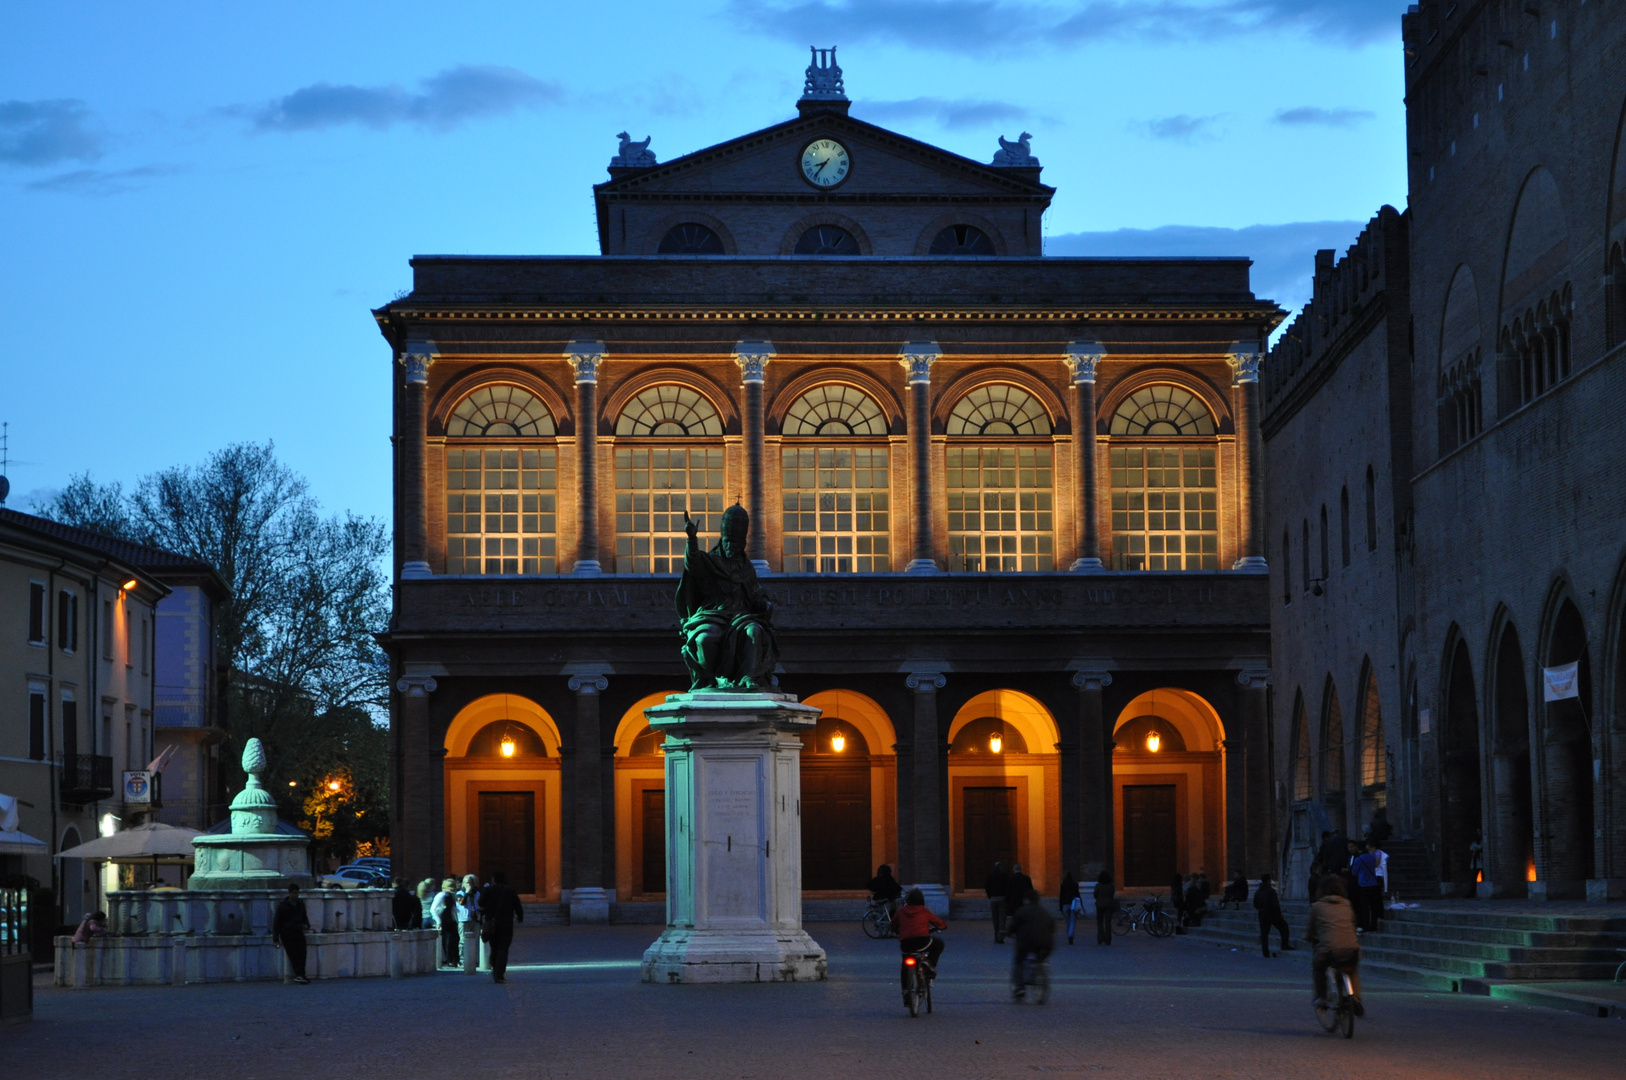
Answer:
[{"xmin": 377, "ymin": 54, "xmax": 1284, "ymax": 914}]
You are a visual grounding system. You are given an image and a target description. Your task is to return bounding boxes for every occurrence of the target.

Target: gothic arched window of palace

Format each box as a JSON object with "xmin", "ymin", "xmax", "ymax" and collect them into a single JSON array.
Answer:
[
  {"xmin": 793, "ymin": 225, "xmax": 860, "ymax": 255},
  {"xmin": 929, "ymin": 225, "xmax": 996, "ymax": 255},
  {"xmin": 444, "ymin": 385, "xmax": 558, "ymax": 576},
  {"xmin": 781, "ymin": 385, "xmax": 891, "ymax": 573},
  {"xmin": 946, "ymin": 384, "xmax": 1055, "ymax": 572},
  {"xmin": 1108, "ymin": 384, "xmax": 1218, "ymax": 570},
  {"xmin": 614, "ymin": 385, "xmax": 725, "ymax": 573},
  {"xmin": 657, "ymin": 223, "xmax": 725, "ymax": 254}
]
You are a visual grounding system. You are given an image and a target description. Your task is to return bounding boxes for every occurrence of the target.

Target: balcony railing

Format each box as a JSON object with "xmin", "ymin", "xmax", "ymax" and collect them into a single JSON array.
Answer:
[{"xmin": 60, "ymin": 754, "xmax": 114, "ymax": 803}]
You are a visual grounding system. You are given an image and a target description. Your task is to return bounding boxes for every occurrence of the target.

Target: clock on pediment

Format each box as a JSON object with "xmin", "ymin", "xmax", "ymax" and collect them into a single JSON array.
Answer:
[{"xmin": 799, "ymin": 138, "xmax": 851, "ymax": 188}]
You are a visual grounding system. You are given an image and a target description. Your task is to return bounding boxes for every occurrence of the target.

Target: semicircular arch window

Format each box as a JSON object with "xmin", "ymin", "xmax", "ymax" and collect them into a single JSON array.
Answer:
[
  {"xmin": 782, "ymin": 384, "xmax": 887, "ymax": 436},
  {"xmin": 1110, "ymin": 384, "xmax": 1215, "ymax": 436},
  {"xmin": 794, "ymin": 225, "xmax": 860, "ymax": 255},
  {"xmin": 929, "ymin": 224, "xmax": 996, "ymax": 255},
  {"xmin": 615, "ymin": 385, "xmax": 725, "ymax": 437},
  {"xmin": 946, "ymin": 384, "xmax": 1053, "ymax": 436},
  {"xmin": 447, "ymin": 384, "xmax": 556, "ymax": 437},
  {"xmin": 657, "ymin": 223, "xmax": 725, "ymax": 254}
]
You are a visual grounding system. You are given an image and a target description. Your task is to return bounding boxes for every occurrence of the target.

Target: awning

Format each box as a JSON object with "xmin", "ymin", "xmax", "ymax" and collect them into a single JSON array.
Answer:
[
  {"xmin": 55, "ymin": 822, "xmax": 201, "ymax": 862},
  {"xmin": 0, "ymin": 791, "xmax": 48, "ymax": 855}
]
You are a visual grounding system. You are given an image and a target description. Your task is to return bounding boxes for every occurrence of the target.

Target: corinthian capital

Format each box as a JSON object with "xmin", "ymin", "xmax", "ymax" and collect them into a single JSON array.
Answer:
[
  {"xmin": 565, "ymin": 339, "xmax": 608, "ymax": 385},
  {"xmin": 398, "ymin": 339, "xmax": 438, "ymax": 386},
  {"xmin": 1227, "ymin": 343, "xmax": 1263, "ymax": 384},
  {"xmin": 898, "ymin": 341, "xmax": 942, "ymax": 386},
  {"xmin": 1064, "ymin": 340, "xmax": 1107, "ymax": 386},
  {"xmin": 733, "ymin": 339, "xmax": 775, "ymax": 385}
]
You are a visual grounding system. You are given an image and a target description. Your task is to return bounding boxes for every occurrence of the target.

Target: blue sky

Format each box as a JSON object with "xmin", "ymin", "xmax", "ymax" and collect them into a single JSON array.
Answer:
[{"xmin": 1, "ymin": 0, "xmax": 1410, "ymax": 525}]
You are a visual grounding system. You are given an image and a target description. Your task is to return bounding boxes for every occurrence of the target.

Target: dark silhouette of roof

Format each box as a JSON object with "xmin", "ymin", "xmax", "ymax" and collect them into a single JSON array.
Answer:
[{"xmin": 0, "ymin": 507, "xmax": 228, "ymax": 595}]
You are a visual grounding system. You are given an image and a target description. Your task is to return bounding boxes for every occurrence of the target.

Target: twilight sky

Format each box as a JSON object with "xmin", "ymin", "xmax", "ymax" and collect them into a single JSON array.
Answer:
[{"xmin": 1, "ymin": 0, "xmax": 1410, "ymax": 525}]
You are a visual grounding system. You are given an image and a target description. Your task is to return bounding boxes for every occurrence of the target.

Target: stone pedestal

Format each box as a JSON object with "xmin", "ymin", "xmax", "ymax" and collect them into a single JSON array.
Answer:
[
  {"xmin": 569, "ymin": 887, "xmax": 611, "ymax": 925},
  {"xmin": 188, "ymin": 834, "xmax": 313, "ymax": 892},
  {"xmin": 641, "ymin": 690, "xmax": 827, "ymax": 984},
  {"xmin": 1586, "ymin": 878, "xmax": 1626, "ymax": 902}
]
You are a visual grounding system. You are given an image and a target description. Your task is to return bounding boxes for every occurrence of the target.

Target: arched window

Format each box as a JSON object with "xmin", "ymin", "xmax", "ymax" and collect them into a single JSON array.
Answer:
[
  {"xmin": 445, "ymin": 385, "xmax": 558, "ymax": 575},
  {"xmin": 657, "ymin": 223, "xmax": 724, "ymax": 254},
  {"xmin": 929, "ymin": 224, "xmax": 996, "ymax": 255},
  {"xmin": 1359, "ymin": 667, "xmax": 1386, "ymax": 796},
  {"xmin": 794, "ymin": 225, "xmax": 859, "ymax": 255},
  {"xmin": 1322, "ymin": 680, "xmax": 1346, "ymax": 811},
  {"xmin": 1108, "ymin": 385, "xmax": 1218, "ymax": 571},
  {"xmin": 614, "ymin": 386, "xmax": 725, "ymax": 573},
  {"xmin": 781, "ymin": 386, "xmax": 891, "ymax": 573},
  {"xmin": 1339, "ymin": 486, "xmax": 1351, "ymax": 567},
  {"xmin": 1301, "ymin": 519, "xmax": 1311, "ymax": 591},
  {"xmin": 1364, "ymin": 466, "xmax": 1377, "ymax": 551},
  {"xmin": 946, "ymin": 385, "xmax": 1054, "ymax": 572},
  {"xmin": 1282, "ymin": 528, "xmax": 1292, "ymax": 605},
  {"xmin": 1291, "ymin": 696, "xmax": 1312, "ymax": 802},
  {"xmin": 1319, "ymin": 504, "xmax": 1329, "ymax": 581}
]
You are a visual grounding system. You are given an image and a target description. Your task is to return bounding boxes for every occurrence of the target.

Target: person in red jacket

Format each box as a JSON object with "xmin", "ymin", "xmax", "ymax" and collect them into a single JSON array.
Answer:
[{"xmin": 896, "ymin": 887, "xmax": 947, "ymax": 995}]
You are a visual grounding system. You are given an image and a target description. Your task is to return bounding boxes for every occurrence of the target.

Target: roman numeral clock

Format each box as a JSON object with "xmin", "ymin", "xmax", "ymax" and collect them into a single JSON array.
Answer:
[{"xmin": 799, "ymin": 138, "xmax": 851, "ymax": 188}]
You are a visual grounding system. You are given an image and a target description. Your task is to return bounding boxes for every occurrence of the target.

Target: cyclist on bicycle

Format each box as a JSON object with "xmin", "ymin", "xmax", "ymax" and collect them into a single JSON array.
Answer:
[
  {"xmin": 869, "ymin": 863, "xmax": 904, "ymax": 923},
  {"xmin": 1306, "ymin": 875, "xmax": 1363, "ymax": 1015},
  {"xmin": 896, "ymin": 887, "xmax": 946, "ymax": 1001},
  {"xmin": 1007, "ymin": 888, "xmax": 1055, "ymax": 999}
]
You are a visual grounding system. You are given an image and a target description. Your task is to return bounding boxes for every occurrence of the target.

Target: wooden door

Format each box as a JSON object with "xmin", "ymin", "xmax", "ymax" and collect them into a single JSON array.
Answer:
[
  {"xmin": 801, "ymin": 763, "xmax": 872, "ymax": 890},
  {"xmin": 640, "ymin": 788, "xmax": 666, "ymax": 895},
  {"xmin": 1122, "ymin": 784, "xmax": 1177, "ymax": 887},
  {"xmin": 961, "ymin": 786, "xmax": 1018, "ymax": 891},
  {"xmin": 478, "ymin": 791, "xmax": 536, "ymax": 894}
]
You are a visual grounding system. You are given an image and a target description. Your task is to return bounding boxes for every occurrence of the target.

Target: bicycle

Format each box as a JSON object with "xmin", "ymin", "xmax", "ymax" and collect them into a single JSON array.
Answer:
[
  {"xmin": 1313, "ymin": 961, "xmax": 1360, "ymax": 1038},
  {"xmin": 1112, "ymin": 896, "xmax": 1176, "ymax": 938},
  {"xmin": 901, "ymin": 933, "xmax": 939, "ymax": 1016},
  {"xmin": 862, "ymin": 896, "xmax": 898, "ymax": 939},
  {"xmin": 1012, "ymin": 950, "xmax": 1050, "ymax": 1004}
]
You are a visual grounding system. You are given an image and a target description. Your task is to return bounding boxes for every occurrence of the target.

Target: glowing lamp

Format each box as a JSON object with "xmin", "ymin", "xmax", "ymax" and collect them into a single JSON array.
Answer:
[
  {"xmin": 328, "ymin": 779, "xmax": 342, "ymax": 792},
  {"xmin": 121, "ymin": 578, "xmax": 139, "ymax": 592},
  {"xmin": 1146, "ymin": 731, "xmax": 1162, "ymax": 753},
  {"xmin": 989, "ymin": 734, "xmax": 1003, "ymax": 754},
  {"xmin": 500, "ymin": 734, "xmax": 517, "ymax": 758},
  {"xmin": 830, "ymin": 734, "xmax": 846, "ymax": 753},
  {"xmin": 1526, "ymin": 860, "xmax": 1538, "ymax": 883},
  {"xmin": 288, "ymin": 780, "xmax": 297, "ymax": 787}
]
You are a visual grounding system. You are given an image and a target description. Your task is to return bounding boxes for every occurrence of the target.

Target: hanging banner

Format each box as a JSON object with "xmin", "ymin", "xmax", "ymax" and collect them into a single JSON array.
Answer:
[{"xmin": 1542, "ymin": 661, "xmax": 1580, "ymax": 702}]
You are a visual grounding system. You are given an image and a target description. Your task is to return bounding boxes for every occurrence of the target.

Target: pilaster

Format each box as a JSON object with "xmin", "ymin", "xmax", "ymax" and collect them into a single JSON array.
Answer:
[
  {"xmin": 1228, "ymin": 345, "xmax": 1267, "ymax": 571},
  {"xmin": 397, "ymin": 340, "xmax": 436, "ymax": 580},
  {"xmin": 1065, "ymin": 341, "xmax": 1106, "ymax": 572},
  {"xmin": 1071, "ymin": 669, "xmax": 1112, "ymax": 879},
  {"xmin": 735, "ymin": 340, "xmax": 775, "ymax": 573},
  {"xmin": 904, "ymin": 665, "xmax": 948, "ymax": 911},
  {"xmin": 566, "ymin": 667, "xmax": 611, "ymax": 923},
  {"xmin": 566, "ymin": 340, "xmax": 607, "ymax": 576},
  {"xmin": 899, "ymin": 342, "xmax": 942, "ymax": 574}
]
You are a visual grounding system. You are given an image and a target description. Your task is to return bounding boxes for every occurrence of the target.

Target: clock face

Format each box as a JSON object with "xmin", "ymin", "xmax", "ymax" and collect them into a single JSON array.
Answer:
[{"xmin": 800, "ymin": 138, "xmax": 851, "ymax": 188}]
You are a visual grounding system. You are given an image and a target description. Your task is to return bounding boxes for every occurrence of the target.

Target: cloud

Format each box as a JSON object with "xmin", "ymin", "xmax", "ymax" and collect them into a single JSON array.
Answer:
[
  {"xmin": 858, "ymin": 96, "xmax": 1028, "ymax": 129},
  {"xmin": 0, "ymin": 99, "xmax": 104, "ymax": 166},
  {"xmin": 1045, "ymin": 220, "xmax": 1366, "ymax": 316},
  {"xmin": 25, "ymin": 164, "xmax": 181, "ymax": 196},
  {"xmin": 1272, "ymin": 106, "xmax": 1376, "ymax": 128},
  {"xmin": 728, "ymin": 0, "xmax": 1406, "ymax": 54},
  {"xmin": 1137, "ymin": 113, "xmax": 1224, "ymax": 143},
  {"xmin": 247, "ymin": 64, "xmax": 564, "ymax": 133}
]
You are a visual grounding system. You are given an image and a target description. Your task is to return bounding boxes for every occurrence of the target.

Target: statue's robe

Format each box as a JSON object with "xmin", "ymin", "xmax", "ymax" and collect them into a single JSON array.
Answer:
[{"xmin": 674, "ymin": 539, "xmax": 779, "ymax": 688}]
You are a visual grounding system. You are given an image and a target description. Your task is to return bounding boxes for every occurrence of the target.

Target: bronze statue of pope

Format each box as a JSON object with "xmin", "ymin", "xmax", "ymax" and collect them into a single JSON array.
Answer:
[{"xmin": 675, "ymin": 503, "xmax": 779, "ymax": 690}]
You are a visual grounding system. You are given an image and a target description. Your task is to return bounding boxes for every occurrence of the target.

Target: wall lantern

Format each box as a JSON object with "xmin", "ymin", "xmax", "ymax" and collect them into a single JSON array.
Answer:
[
  {"xmin": 830, "ymin": 734, "xmax": 846, "ymax": 753},
  {"xmin": 989, "ymin": 734, "xmax": 1003, "ymax": 754},
  {"xmin": 1146, "ymin": 731, "xmax": 1162, "ymax": 753},
  {"xmin": 500, "ymin": 733, "xmax": 517, "ymax": 758}
]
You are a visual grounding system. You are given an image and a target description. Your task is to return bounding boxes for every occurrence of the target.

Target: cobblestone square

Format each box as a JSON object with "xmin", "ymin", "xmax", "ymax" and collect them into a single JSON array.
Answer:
[{"xmin": 9, "ymin": 924, "xmax": 1622, "ymax": 1079}]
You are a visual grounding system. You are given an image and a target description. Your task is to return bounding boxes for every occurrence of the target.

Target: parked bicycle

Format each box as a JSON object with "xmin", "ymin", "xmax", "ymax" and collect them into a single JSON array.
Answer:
[
  {"xmin": 1112, "ymin": 896, "xmax": 1177, "ymax": 938},
  {"xmin": 1313, "ymin": 961, "xmax": 1360, "ymax": 1038},
  {"xmin": 862, "ymin": 896, "xmax": 898, "ymax": 939}
]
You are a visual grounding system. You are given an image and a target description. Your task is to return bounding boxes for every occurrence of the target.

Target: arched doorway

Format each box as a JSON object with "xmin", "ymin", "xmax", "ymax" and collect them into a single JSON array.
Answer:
[
  {"xmin": 1541, "ymin": 599, "xmax": 1594, "ymax": 888},
  {"xmin": 1320, "ymin": 678, "xmax": 1347, "ymax": 836},
  {"xmin": 1356, "ymin": 662, "xmax": 1387, "ymax": 831},
  {"xmin": 1490, "ymin": 620, "xmax": 1535, "ymax": 895},
  {"xmin": 947, "ymin": 691, "xmax": 1059, "ymax": 895},
  {"xmin": 800, "ymin": 690, "xmax": 897, "ymax": 893},
  {"xmin": 60, "ymin": 826, "xmax": 85, "ymax": 923},
  {"xmin": 612, "ymin": 691, "xmax": 682, "ymax": 901},
  {"xmin": 1441, "ymin": 635, "xmax": 1484, "ymax": 889},
  {"xmin": 1111, "ymin": 689, "xmax": 1225, "ymax": 887},
  {"xmin": 443, "ymin": 694, "xmax": 562, "ymax": 898}
]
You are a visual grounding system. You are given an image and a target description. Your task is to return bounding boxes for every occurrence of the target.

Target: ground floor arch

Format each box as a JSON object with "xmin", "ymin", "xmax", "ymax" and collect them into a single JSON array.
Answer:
[
  {"xmin": 613, "ymin": 690, "xmax": 681, "ymax": 899},
  {"xmin": 799, "ymin": 690, "xmax": 897, "ymax": 893},
  {"xmin": 1540, "ymin": 597, "xmax": 1595, "ymax": 890},
  {"xmin": 1489, "ymin": 619, "xmax": 1535, "ymax": 896},
  {"xmin": 947, "ymin": 689, "xmax": 1060, "ymax": 896},
  {"xmin": 1440, "ymin": 635, "xmax": 1484, "ymax": 890},
  {"xmin": 1111, "ymin": 689, "xmax": 1226, "ymax": 888},
  {"xmin": 442, "ymin": 693, "xmax": 562, "ymax": 899}
]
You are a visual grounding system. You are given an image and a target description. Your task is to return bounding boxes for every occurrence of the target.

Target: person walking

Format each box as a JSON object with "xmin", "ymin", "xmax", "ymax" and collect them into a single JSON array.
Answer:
[
  {"xmin": 1253, "ymin": 872, "xmax": 1294, "ymax": 957},
  {"xmin": 431, "ymin": 877, "xmax": 460, "ymax": 967},
  {"xmin": 1007, "ymin": 888, "xmax": 1055, "ymax": 1000},
  {"xmin": 479, "ymin": 870, "xmax": 525, "ymax": 983},
  {"xmin": 458, "ymin": 873, "xmax": 481, "ymax": 968},
  {"xmin": 272, "ymin": 883, "xmax": 312, "ymax": 985},
  {"xmin": 391, "ymin": 878, "xmax": 419, "ymax": 930},
  {"xmin": 1004, "ymin": 862, "xmax": 1034, "ymax": 940},
  {"xmin": 1093, "ymin": 871, "xmax": 1116, "ymax": 945},
  {"xmin": 1059, "ymin": 871, "xmax": 1081, "ymax": 945},
  {"xmin": 985, "ymin": 862, "xmax": 1010, "ymax": 943}
]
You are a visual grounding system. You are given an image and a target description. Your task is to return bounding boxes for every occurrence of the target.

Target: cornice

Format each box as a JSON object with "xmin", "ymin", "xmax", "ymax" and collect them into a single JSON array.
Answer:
[{"xmin": 381, "ymin": 304, "xmax": 1284, "ymax": 326}]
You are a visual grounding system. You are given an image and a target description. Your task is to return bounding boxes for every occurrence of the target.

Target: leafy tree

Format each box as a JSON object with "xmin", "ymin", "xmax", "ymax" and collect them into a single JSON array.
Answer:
[{"xmin": 36, "ymin": 443, "xmax": 390, "ymax": 854}]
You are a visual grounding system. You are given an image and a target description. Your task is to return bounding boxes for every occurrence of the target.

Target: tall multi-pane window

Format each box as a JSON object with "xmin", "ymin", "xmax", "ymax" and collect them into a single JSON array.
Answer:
[
  {"xmin": 945, "ymin": 385, "xmax": 1055, "ymax": 571},
  {"xmin": 1108, "ymin": 385, "xmax": 1219, "ymax": 570},
  {"xmin": 445, "ymin": 385, "xmax": 559, "ymax": 575},
  {"xmin": 615, "ymin": 386, "xmax": 725, "ymax": 573},
  {"xmin": 781, "ymin": 386, "xmax": 891, "ymax": 572}
]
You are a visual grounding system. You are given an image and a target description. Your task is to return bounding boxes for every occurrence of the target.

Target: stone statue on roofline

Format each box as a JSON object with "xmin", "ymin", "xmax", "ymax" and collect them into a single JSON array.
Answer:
[
  {"xmin": 676, "ymin": 503, "xmax": 779, "ymax": 691},
  {"xmin": 612, "ymin": 131, "xmax": 657, "ymax": 168},
  {"xmin": 993, "ymin": 132, "xmax": 1038, "ymax": 167}
]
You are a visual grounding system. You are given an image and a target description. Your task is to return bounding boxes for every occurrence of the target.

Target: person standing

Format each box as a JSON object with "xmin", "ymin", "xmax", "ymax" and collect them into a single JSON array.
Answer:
[
  {"xmin": 272, "ymin": 883, "xmax": 312, "ymax": 985},
  {"xmin": 391, "ymin": 878, "xmax": 419, "ymax": 930},
  {"xmin": 985, "ymin": 862, "xmax": 1010, "ymax": 943},
  {"xmin": 1093, "ymin": 871, "xmax": 1116, "ymax": 945},
  {"xmin": 1316, "ymin": 830, "xmax": 1350, "ymax": 875},
  {"xmin": 479, "ymin": 870, "xmax": 525, "ymax": 983},
  {"xmin": 1350, "ymin": 844, "xmax": 1383, "ymax": 932},
  {"xmin": 431, "ymin": 877, "xmax": 460, "ymax": 967},
  {"xmin": 1059, "ymin": 871, "xmax": 1081, "ymax": 945},
  {"xmin": 1373, "ymin": 842, "xmax": 1391, "ymax": 916},
  {"xmin": 1170, "ymin": 872, "xmax": 1187, "ymax": 929},
  {"xmin": 417, "ymin": 878, "xmax": 437, "ymax": 928},
  {"xmin": 1253, "ymin": 872, "xmax": 1294, "ymax": 957}
]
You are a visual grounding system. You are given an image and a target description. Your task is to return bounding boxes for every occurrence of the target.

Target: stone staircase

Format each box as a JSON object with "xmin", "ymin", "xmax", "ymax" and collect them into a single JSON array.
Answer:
[{"xmin": 1181, "ymin": 900, "xmax": 1626, "ymax": 991}]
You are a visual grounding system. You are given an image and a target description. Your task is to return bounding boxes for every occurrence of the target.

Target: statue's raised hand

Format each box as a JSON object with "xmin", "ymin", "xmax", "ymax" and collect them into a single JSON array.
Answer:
[{"xmin": 683, "ymin": 510, "xmax": 699, "ymax": 541}]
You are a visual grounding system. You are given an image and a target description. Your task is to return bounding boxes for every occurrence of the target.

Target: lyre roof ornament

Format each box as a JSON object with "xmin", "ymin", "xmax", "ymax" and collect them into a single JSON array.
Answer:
[{"xmin": 798, "ymin": 46, "xmax": 850, "ymax": 116}]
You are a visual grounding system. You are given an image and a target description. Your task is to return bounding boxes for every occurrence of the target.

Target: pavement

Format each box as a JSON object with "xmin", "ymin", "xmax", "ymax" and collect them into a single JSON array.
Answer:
[{"xmin": 8, "ymin": 921, "xmax": 1624, "ymax": 1079}]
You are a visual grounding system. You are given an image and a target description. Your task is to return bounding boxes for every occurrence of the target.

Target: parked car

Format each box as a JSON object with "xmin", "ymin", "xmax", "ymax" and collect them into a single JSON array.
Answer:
[
  {"xmin": 352, "ymin": 857, "xmax": 391, "ymax": 871},
  {"xmin": 323, "ymin": 867, "xmax": 386, "ymax": 889}
]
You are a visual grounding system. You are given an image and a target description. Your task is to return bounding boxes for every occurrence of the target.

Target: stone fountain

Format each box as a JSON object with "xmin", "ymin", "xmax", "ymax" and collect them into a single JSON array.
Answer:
[{"xmin": 189, "ymin": 738, "xmax": 314, "ymax": 890}]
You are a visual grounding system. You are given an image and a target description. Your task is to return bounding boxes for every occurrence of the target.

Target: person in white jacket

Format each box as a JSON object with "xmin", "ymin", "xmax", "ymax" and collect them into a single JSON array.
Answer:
[{"xmin": 430, "ymin": 878, "xmax": 460, "ymax": 967}]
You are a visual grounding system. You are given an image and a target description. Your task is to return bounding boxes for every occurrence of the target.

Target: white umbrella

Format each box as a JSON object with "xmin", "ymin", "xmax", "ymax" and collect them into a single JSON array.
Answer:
[
  {"xmin": 55, "ymin": 822, "xmax": 201, "ymax": 862},
  {"xmin": 0, "ymin": 792, "xmax": 48, "ymax": 856}
]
